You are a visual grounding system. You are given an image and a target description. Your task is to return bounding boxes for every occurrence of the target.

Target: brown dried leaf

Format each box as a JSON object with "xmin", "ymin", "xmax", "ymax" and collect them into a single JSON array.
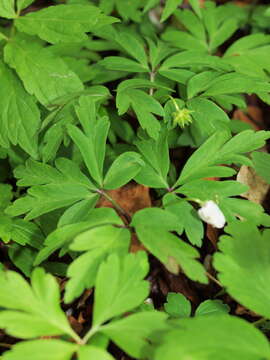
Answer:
[
  {"xmin": 235, "ymin": 304, "xmax": 259, "ymax": 317},
  {"xmin": 68, "ymin": 315, "xmax": 83, "ymax": 334},
  {"xmin": 97, "ymin": 183, "xmax": 151, "ymax": 252},
  {"xmin": 237, "ymin": 165, "xmax": 269, "ymax": 204},
  {"xmin": 97, "ymin": 183, "xmax": 151, "ymax": 216},
  {"xmin": 233, "ymin": 105, "xmax": 264, "ymax": 131},
  {"xmin": 206, "ymin": 224, "xmax": 219, "ymax": 248}
]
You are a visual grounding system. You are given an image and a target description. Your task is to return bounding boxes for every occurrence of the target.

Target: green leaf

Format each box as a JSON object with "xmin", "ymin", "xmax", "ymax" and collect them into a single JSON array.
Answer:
[
  {"xmin": 4, "ymin": 34, "xmax": 83, "ymax": 107},
  {"xmin": 175, "ymin": 8, "xmax": 205, "ymax": 40},
  {"xmin": 116, "ymin": 33, "xmax": 148, "ymax": 67},
  {"xmin": 154, "ymin": 316, "xmax": 270, "ymax": 360},
  {"xmin": 187, "ymin": 71, "xmax": 222, "ymax": 99},
  {"xmin": 100, "ymin": 56, "xmax": 149, "ymax": 72},
  {"xmin": 252, "ymin": 151, "xmax": 270, "ymax": 184},
  {"xmin": 0, "ymin": 268, "xmax": 77, "ymax": 339},
  {"xmin": 101, "ymin": 312, "xmax": 168, "ymax": 359},
  {"xmin": 57, "ymin": 196, "xmax": 99, "ymax": 227},
  {"xmin": 15, "ymin": 4, "xmax": 117, "ymax": 44},
  {"xmin": 6, "ymin": 158, "xmax": 95, "ymax": 220},
  {"xmin": 131, "ymin": 207, "xmax": 181, "ymax": 232},
  {"xmin": 163, "ymin": 194, "xmax": 203, "ymax": 247},
  {"xmin": 17, "ymin": 0, "xmax": 35, "ymax": 12},
  {"xmin": 116, "ymin": 88, "xmax": 163, "ymax": 139},
  {"xmin": 132, "ymin": 208, "xmax": 208, "ymax": 283},
  {"xmin": 157, "ymin": 68, "xmax": 194, "ymax": 85},
  {"xmin": 175, "ymin": 130, "xmax": 270, "ymax": 187},
  {"xmin": 189, "ymin": 0, "xmax": 202, "ymax": 18},
  {"xmin": 147, "ymin": 39, "xmax": 176, "ymax": 70},
  {"xmin": 65, "ymin": 224, "xmax": 130, "ymax": 303},
  {"xmin": 68, "ymin": 97, "xmax": 110, "ymax": 186},
  {"xmin": 178, "ymin": 180, "xmax": 248, "ymax": 202},
  {"xmin": 214, "ymin": 221, "xmax": 270, "ymax": 319},
  {"xmin": 162, "ymin": 30, "xmax": 207, "ymax": 51},
  {"xmin": 116, "ymin": 78, "xmax": 173, "ymax": 93},
  {"xmin": 9, "ymin": 219, "xmax": 44, "ymax": 249},
  {"xmin": 161, "ymin": 51, "xmax": 231, "ymax": 71},
  {"xmin": 104, "ymin": 152, "xmax": 144, "ymax": 189},
  {"xmin": 134, "ymin": 129, "xmax": 170, "ymax": 188},
  {"xmin": 164, "ymin": 292, "xmax": 191, "ymax": 318},
  {"xmin": 143, "ymin": 0, "xmax": 159, "ymax": 13},
  {"xmin": 115, "ymin": 0, "xmax": 142, "ymax": 22},
  {"xmin": 0, "ymin": 61, "xmax": 40, "ymax": 157},
  {"xmin": 161, "ymin": 0, "xmax": 183, "ymax": 22},
  {"xmin": 67, "ymin": 120, "xmax": 109, "ymax": 186},
  {"xmin": 187, "ymin": 98, "xmax": 230, "ymax": 138},
  {"xmin": 225, "ymin": 34, "xmax": 270, "ymax": 57},
  {"xmin": 0, "ymin": 0, "xmax": 16, "ymax": 19},
  {"xmin": 203, "ymin": 73, "xmax": 270, "ymax": 97},
  {"xmin": 78, "ymin": 346, "xmax": 115, "ymax": 360},
  {"xmin": 35, "ymin": 208, "xmax": 122, "ymax": 265},
  {"xmin": 195, "ymin": 299, "xmax": 229, "ymax": 317},
  {"xmin": 8, "ymin": 243, "xmax": 37, "ymax": 276},
  {"xmin": 93, "ymin": 252, "xmax": 149, "ymax": 326},
  {"xmin": 209, "ymin": 19, "xmax": 238, "ymax": 51},
  {"xmin": 223, "ymin": 34, "xmax": 270, "ymax": 78},
  {"xmin": 0, "ymin": 184, "xmax": 12, "ymax": 211},
  {"xmin": 219, "ymin": 197, "xmax": 269, "ymax": 226},
  {"xmin": 2, "ymin": 340, "xmax": 77, "ymax": 360}
]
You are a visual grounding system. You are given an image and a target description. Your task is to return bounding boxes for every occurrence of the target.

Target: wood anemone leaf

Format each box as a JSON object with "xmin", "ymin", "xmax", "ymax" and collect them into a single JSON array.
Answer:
[
  {"xmin": 214, "ymin": 221, "xmax": 270, "ymax": 319},
  {"xmin": 4, "ymin": 34, "xmax": 83, "ymax": 107},
  {"xmin": 15, "ymin": 4, "xmax": 118, "ymax": 44},
  {"xmin": 0, "ymin": 61, "xmax": 40, "ymax": 157},
  {"xmin": 154, "ymin": 315, "xmax": 270, "ymax": 360}
]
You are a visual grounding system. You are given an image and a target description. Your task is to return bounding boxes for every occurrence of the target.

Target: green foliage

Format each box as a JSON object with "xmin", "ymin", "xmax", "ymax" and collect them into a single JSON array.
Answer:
[
  {"xmin": 214, "ymin": 221, "xmax": 270, "ymax": 319},
  {"xmin": 164, "ymin": 292, "xmax": 191, "ymax": 318},
  {"xmin": 153, "ymin": 316, "xmax": 270, "ymax": 360},
  {"xmin": 1, "ymin": 0, "xmax": 270, "ymax": 359},
  {"xmin": 0, "ymin": 268, "xmax": 78, "ymax": 339},
  {"xmin": 252, "ymin": 151, "xmax": 270, "ymax": 184}
]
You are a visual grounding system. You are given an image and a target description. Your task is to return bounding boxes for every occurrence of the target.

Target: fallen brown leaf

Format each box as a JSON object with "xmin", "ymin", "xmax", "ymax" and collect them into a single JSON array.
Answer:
[
  {"xmin": 237, "ymin": 165, "xmax": 269, "ymax": 204},
  {"xmin": 97, "ymin": 183, "xmax": 152, "ymax": 252},
  {"xmin": 233, "ymin": 105, "xmax": 264, "ymax": 131},
  {"xmin": 97, "ymin": 183, "xmax": 151, "ymax": 217}
]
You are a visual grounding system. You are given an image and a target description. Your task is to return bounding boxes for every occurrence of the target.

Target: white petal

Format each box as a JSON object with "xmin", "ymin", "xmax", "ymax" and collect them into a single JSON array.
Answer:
[{"xmin": 198, "ymin": 200, "xmax": 226, "ymax": 229}]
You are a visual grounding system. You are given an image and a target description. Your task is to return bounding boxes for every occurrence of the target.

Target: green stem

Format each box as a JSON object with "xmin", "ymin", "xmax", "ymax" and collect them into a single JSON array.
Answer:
[
  {"xmin": 95, "ymin": 189, "xmax": 131, "ymax": 223},
  {"xmin": 169, "ymin": 96, "xmax": 180, "ymax": 112},
  {"xmin": 82, "ymin": 325, "xmax": 100, "ymax": 345},
  {"xmin": 70, "ymin": 331, "xmax": 84, "ymax": 345},
  {"xmin": 149, "ymin": 70, "xmax": 155, "ymax": 95},
  {"xmin": 253, "ymin": 317, "xmax": 268, "ymax": 327}
]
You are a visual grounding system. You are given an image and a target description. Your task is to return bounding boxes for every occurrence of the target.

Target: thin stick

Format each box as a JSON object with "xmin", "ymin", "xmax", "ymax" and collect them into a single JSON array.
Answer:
[{"xmin": 206, "ymin": 271, "xmax": 223, "ymax": 288}]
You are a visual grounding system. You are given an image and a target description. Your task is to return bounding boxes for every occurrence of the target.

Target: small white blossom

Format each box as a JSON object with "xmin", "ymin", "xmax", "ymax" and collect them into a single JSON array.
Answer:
[{"xmin": 198, "ymin": 200, "xmax": 226, "ymax": 229}]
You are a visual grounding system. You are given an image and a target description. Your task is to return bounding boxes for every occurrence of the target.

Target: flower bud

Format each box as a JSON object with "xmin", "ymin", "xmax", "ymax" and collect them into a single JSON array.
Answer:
[
  {"xmin": 172, "ymin": 108, "xmax": 193, "ymax": 128},
  {"xmin": 198, "ymin": 200, "xmax": 226, "ymax": 229}
]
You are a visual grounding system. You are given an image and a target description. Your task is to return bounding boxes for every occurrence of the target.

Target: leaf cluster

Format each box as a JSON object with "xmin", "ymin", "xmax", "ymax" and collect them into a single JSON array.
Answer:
[{"xmin": 0, "ymin": 0, "xmax": 270, "ymax": 359}]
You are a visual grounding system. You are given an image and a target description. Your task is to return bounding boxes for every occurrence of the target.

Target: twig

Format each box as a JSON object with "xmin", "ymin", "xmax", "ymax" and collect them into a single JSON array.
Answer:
[{"xmin": 206, "ymin": 271, "xmax": 223, "ymax": 288}]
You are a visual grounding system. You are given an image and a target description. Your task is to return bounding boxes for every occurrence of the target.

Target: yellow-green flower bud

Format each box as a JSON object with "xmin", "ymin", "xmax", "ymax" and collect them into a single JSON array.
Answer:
[{"xmin": 172, "ymin": 108, "xmax": 193, "ymax": 128}]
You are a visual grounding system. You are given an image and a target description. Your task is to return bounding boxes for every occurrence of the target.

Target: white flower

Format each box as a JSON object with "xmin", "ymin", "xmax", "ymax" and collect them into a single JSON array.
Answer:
[{"xmin": 198, "ymin": 200, "xmax": 226, "ymax": 229}]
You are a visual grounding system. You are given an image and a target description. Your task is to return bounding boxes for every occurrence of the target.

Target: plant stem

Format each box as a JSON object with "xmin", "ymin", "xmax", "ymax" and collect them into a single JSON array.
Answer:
[
  {"xmin": 95, "ymin": 189, "xmax": 131, "ymax": 223},
  {"xmin": 253, "ymin": 317, "xmax": 268, "ymax": 327},
  {"xmin": 82, "ymin": 326, "xmax": 100, "ymax": 345},
  {"xmin": 206, "ymin": 271, "xmax": 223, "ymax": 288},
  {"xmin": 149, "ymin": 71, "xmax": 155, "ymax": 95},
  {"xmin": 0, "ymin": 343, "xmax": 11, "ymax": 349}
]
